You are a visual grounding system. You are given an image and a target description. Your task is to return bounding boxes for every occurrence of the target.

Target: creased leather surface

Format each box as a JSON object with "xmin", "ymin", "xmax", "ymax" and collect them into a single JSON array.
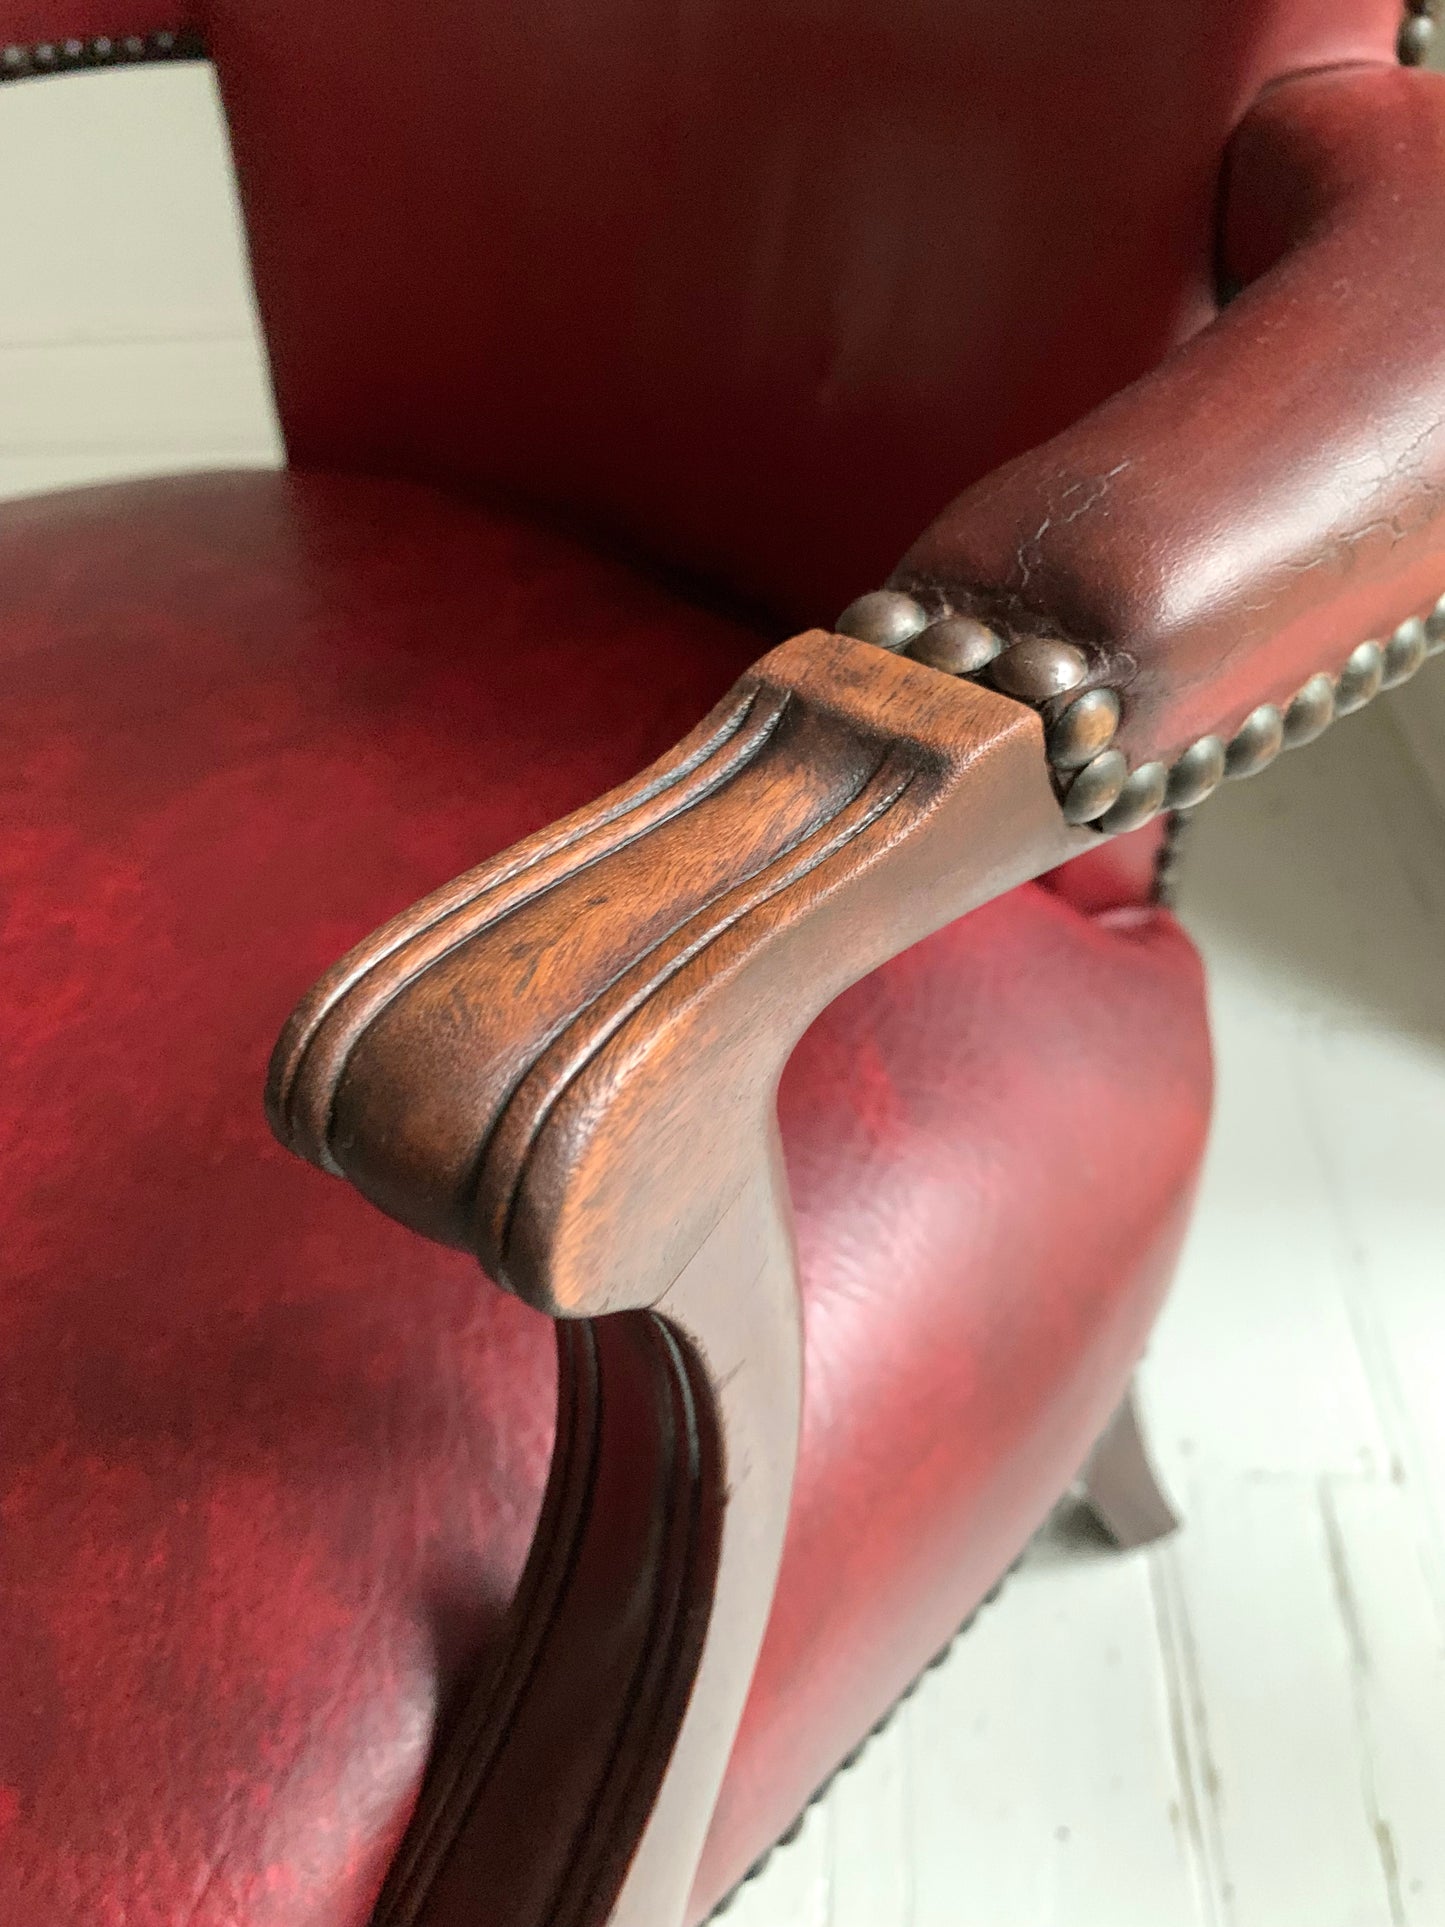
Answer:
[
  {"xmin": 204, "ymin": 0, "xmax": 1397, "ymax": 627},
  {"xmin": 0, "ymin": 473, "xmax": 1211, "ymax": 1925},
  {"xmin": 900, "ymin": 63, "xmax": 1445, "ymax": 769}
]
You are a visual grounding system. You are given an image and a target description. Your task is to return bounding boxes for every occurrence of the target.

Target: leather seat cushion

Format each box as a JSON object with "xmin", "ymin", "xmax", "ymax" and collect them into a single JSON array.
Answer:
[{"xmin": 0, "ymin": 471, "xmax": 1211, "ymax": 1927}]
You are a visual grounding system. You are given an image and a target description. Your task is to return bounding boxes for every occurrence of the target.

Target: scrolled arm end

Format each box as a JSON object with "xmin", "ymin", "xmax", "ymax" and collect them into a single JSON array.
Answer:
[{"xmin": 267, "ymin": 629, "xmax": 1075, "ymax": 1319}]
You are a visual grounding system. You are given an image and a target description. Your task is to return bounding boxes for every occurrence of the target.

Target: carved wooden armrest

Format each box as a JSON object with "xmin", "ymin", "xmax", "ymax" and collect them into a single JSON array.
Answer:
[{"xmin": 267, "ymin": 632, "xmax": 1078, "ymax": 1927}]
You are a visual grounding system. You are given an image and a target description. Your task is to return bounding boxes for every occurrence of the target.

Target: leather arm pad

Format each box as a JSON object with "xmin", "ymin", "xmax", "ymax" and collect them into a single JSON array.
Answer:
[{"xmin": 896, "ymin": 63, "xmax": 1445, "ymax": 771}]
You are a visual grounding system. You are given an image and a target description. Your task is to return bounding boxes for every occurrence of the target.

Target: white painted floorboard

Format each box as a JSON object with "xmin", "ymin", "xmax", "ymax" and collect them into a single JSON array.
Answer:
[{"xmin": 4, "ymin": 57, "xmax": 1444, "ymax": 1927}]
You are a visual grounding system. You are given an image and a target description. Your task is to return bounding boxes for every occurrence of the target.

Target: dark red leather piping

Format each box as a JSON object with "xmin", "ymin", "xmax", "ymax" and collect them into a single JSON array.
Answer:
[{"xmin": 0, "ymin": 21, "xmax": 201, "ymax": 77}]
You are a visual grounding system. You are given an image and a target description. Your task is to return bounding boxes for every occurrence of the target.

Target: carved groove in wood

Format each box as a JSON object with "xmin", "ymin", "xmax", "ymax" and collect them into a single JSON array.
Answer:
[{"xmin": 268, "ymin": 630, "xmax": 1079, "ymax": 1927}]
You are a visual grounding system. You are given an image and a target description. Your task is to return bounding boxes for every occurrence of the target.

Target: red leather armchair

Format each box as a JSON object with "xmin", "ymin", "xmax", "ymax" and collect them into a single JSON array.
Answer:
[{"xmin": 3, "ymin": 4, "xmax": 1443, "ymax": 1924}]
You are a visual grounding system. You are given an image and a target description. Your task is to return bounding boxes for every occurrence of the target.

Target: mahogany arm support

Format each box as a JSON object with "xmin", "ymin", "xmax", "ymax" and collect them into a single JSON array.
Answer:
[
  {"xmin": 267, "ymin": 633, "xmax": 1078, "ymax": 1323},
  {"xmin": 897, "ymin": 63, "xmax": 1445, "ymax": 785},
  {"xmin": 267, "ymin": 634, "xmax": 1079, "ymax": 1927}
]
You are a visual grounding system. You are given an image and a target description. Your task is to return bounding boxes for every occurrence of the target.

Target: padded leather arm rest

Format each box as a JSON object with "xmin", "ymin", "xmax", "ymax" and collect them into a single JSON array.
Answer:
[{"xmin": 897, "ymin": 62, "xmax": 1445, "ymax": 773}]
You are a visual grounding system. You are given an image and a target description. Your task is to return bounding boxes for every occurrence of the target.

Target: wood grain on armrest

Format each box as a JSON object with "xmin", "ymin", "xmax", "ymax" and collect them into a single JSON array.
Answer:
[
  {"xmin": 266, "ymin": 631, "xmax": 1076, "ymax": 1927},
  {"xmin": 267, "ymin": 630, "xmax": 1075, "ymax": 1321}
]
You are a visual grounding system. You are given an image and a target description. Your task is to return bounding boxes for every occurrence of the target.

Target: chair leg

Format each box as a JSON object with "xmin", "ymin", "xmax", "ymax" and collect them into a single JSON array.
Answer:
[{"xmin": 1079, "ymin": 1384, "xmax": 1179, "ymax": 1549}]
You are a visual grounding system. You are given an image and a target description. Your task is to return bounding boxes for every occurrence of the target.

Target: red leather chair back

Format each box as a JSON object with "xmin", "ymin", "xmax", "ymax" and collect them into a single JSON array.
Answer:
[{"xmin": 206, "ymin": 0, "xmax": 1398, "ymax": 623}]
